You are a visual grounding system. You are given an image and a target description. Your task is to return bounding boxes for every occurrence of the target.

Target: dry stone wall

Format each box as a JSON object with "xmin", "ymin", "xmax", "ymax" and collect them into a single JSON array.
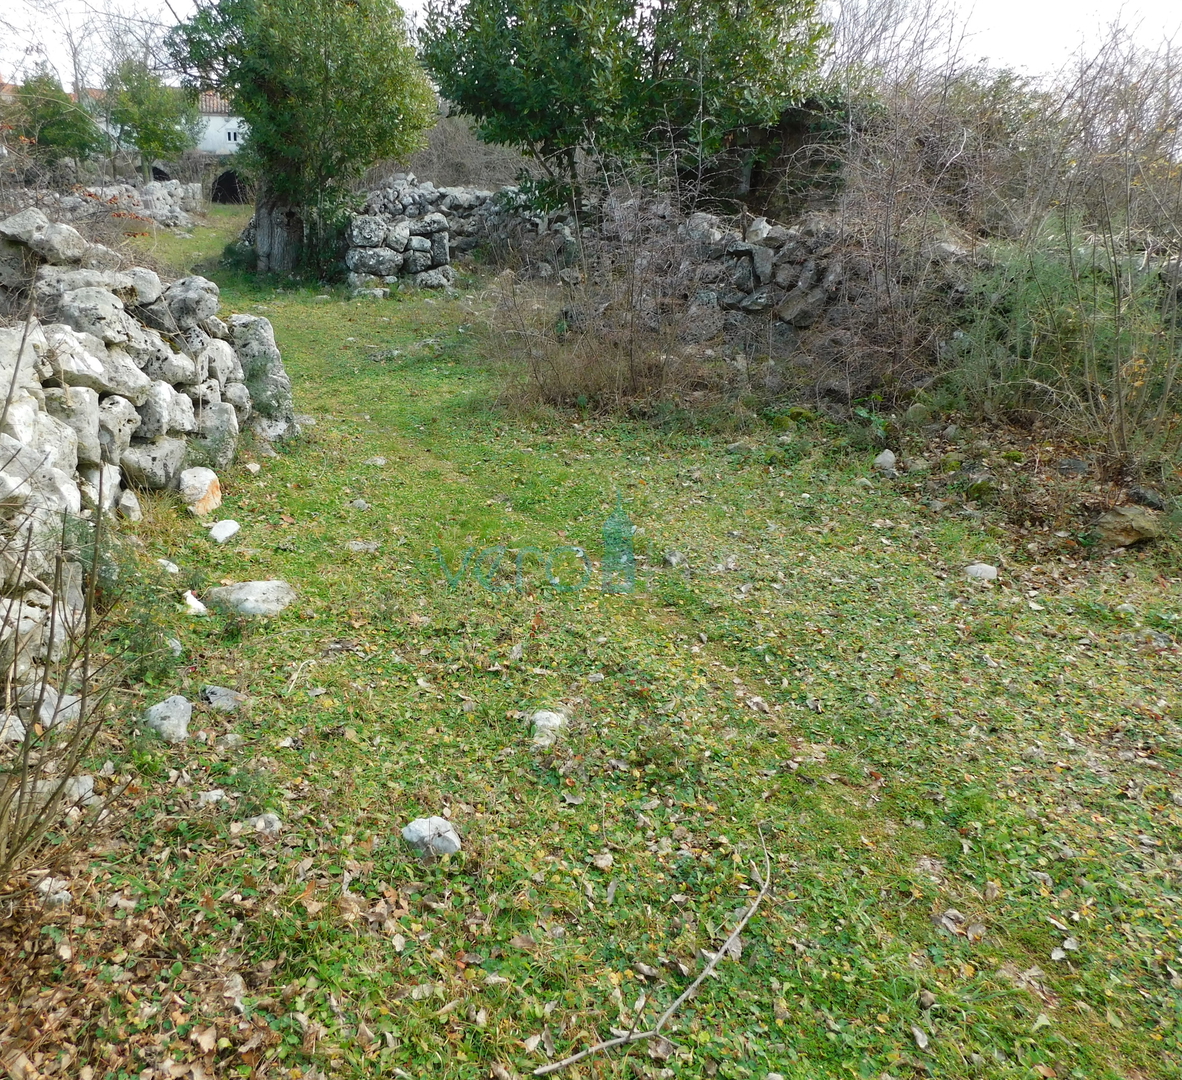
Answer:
[
  {"xmin": 0, "ymin": 206, "xmax": 296, "ymax": 612},
  {"xmin": 348, "ymin": 176, "xmax": 853, "ymax": 354},
  {"xmin": 1, "ymin": 181, "xmax": 204, "ymax": 230}
]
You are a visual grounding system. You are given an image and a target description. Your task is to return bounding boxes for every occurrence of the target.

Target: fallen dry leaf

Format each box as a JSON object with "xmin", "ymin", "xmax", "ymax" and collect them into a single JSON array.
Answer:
[{"xmin": 191, "ymin": 1025, "xmax": 217, "ymax": 1054}]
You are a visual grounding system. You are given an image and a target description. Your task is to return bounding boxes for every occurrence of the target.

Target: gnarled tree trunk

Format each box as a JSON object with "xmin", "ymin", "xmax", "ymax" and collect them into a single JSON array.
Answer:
[{"xmin": 254, "ymin": 190, "xmax": 303, "ymax": 274}]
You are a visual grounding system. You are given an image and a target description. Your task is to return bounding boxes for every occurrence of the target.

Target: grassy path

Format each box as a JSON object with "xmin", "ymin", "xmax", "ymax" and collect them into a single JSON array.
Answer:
[{"xmin": 16, "ymin": 222, "xmax": 1181, "ymax": 1080}]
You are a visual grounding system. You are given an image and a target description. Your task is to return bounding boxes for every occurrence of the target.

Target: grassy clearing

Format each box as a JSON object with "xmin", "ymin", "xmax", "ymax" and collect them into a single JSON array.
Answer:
[
  {"xmin": 127, "ymin": 204, "xmax": 255, "ymax": 276},
  {"xmin": 5, "ymin": 227, "xmax": 1181, "ymax": 1080}
]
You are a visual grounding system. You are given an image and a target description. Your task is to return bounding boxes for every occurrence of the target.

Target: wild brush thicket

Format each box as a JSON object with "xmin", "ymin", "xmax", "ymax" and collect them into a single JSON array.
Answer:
[
  {"xmin": 484, "ymin": 0, "xmax": 1181, "ymax": 468},
  {"xmin": 829, "ymin": 10, "xmax": 1182, "ymax": 464}
]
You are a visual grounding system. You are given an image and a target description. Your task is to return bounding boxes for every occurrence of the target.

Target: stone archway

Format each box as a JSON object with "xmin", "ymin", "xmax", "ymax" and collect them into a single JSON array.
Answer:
[{"xmin": 212, "ymin": 169, "xmax": 249, "ymax": 204}]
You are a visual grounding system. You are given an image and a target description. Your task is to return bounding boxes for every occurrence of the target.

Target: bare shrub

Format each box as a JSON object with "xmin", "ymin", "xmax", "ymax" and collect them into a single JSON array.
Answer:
[
  {"xmin": 366, "ymin": 113, "xmax": 536, "ymax": 191},
  {"xmin": 813, "ymin": 0, "xmax": 1182, "ymax": 461},
  {"xmin": 0, "ymin": 315, "xmax": 124, "ymax": 895},
  {"xmin": 484, "ymin": 183, "xmax": 764, "ymax": 421}
]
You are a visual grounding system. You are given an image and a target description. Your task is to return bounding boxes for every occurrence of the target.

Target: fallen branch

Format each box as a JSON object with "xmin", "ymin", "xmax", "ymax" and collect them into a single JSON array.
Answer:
[{"xmin": 534, "ymin": 827, "xmax": 773, "ymax": 1076}]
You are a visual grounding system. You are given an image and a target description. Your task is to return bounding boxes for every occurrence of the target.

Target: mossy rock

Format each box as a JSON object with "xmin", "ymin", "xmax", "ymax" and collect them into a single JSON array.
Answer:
[{"xmin": 966, "ymin": 478, "xmax": 996, "ymax": 504}]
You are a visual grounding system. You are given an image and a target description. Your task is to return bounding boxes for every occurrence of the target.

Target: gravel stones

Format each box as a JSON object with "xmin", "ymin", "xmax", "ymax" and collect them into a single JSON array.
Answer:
[{"xmin": 402, "ymin": 816, "xmax": 462, "ymax": 856}]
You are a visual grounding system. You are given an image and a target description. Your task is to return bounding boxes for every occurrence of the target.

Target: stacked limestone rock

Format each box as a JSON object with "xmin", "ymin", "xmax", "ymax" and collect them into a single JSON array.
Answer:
[
  {"xmin": 1, "ymin": 180, "xmax": 203, "ymax": 231},
  {"xmin": 0, "ymin": 206, "xmax": 295, "ymax": 563},
  {"xmin": 672, "ymin": 209, "xmax": 847, "ymax": 334},
  {"xmin": 79, "ymin": 180, "xmax": 203, "ymax": 229},
  {"xmin": 361, "ymin": 174, "xmax": 509, "ymax": 257},
  {"xmin": 344, "ymin": 209, "xmax": 454, "ymax": 294},
  {"xmin": 349, "ymin": 176, "xmax": 851, "ymax": 344}
]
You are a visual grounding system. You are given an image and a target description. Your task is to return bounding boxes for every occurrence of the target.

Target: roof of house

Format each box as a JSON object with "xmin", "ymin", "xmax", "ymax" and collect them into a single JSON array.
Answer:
[{"xmin": 199, "ymin": 92, "xmax": 234, "ymax": 116}]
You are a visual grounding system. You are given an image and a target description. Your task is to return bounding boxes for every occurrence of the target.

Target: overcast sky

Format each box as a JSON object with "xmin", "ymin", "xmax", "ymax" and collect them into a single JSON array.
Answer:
[{"xmin": 2, "ymin": 0, "xmax": 1179, "ymax": 86}]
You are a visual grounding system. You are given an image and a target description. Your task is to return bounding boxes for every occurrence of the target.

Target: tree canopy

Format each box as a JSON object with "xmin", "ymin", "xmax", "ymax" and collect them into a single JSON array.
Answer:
[
  {"xmin": 419, "ymin": 0, "xmax": 827, "ymax": 197},
  {"xmin": 106, "ymin": 60, "xmax": 203, "ymax": 179},
  {"xmin": 167, "ymin": 0, "xmax": 437, "ymax": 270},
  {"xmin": 11, "ymin": 67, "xmax": 107, "ymax": 165}
]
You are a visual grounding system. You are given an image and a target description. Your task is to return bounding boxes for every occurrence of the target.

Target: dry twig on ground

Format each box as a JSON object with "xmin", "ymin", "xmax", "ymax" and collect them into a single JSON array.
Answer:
[{"xmin": 533, "ymin": 826, "xmax": 773, "ymax": 1076}]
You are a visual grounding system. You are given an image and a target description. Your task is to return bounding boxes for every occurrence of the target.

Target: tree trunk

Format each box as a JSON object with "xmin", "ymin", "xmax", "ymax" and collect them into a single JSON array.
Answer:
[{"xmin": 254, "ymin": 192, "xmax": 304, "ymax": 274}]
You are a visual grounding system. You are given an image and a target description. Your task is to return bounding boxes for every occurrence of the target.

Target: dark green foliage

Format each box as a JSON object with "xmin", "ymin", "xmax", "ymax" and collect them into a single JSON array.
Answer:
[
  {"xmin": 167, "ymin": 0, "xmax": 436, "ymax": 266},
  {"xmin": 11, "ymin": 67, "xmax": 106, "ymax": 164},
  {"xmin": 419, "ymin": 0, "xmax": 826, "ymax": 199}
]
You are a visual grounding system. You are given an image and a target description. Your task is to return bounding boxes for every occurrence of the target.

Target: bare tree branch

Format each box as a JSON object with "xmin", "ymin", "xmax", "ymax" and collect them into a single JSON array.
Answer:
[{"xmin": 533, "ymin": 827, "xmax": 773, "ymax": 1077}]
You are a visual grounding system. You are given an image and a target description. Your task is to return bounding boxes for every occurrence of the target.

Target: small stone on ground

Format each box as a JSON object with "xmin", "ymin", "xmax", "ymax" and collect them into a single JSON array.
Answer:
[
  {"xmin": 208, "ymin": 520, "xmax": 240, "ymax": 543},
  {"xmin": 402, "ymin": 816, "xmax": 462, "ymax": 855},
  {"xmin": 144, "ymin": 695, "xmax": 192, "ymax": 743},
  {"xmin": 201, "ymin": 685, "xmax": 247, "ymax": 712}
]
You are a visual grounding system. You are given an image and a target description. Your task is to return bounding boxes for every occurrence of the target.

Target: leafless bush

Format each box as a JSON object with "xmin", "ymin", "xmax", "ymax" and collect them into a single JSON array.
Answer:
[
  {"xmin": 366, "ymin": 113, "xmax": 536, "ymax": 192},
  {"xmin": 485, "ymin": 178, "xmax": 764, "ymax": 419},
  {"xmin": 0, "ymin": 315, "xmax": 121, "ymax": 895},
  {"xmin": 814, "ymin": 0, "xmax": 1182, "ymax": 459}
]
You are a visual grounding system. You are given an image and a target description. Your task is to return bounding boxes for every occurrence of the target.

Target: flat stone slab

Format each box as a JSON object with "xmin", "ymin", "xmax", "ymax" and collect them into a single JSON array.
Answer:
[
  {"xmin": 201, "ymin": 685, "xmax": 247, "ymax": 712},
  {"xmin": 205, "ymin": 580, "xmax": 296, "ymax": 617}
]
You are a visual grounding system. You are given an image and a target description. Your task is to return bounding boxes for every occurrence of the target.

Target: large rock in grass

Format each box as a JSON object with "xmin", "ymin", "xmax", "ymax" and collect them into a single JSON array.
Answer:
[
  {"xmin": 205, "ymin": 580, "xmax": 296, "ymax": 617},
  {"xmin": 401, "ymin": 816, "xmax": 462, "ymax": 856},
  {"xmin": 144, "ymin": 695, "xmax": 191, "ymax": 743},
  {"xmin": 120, "ymin": 436, "xmax": 188, "ymax": 490},
  {"xmin": 179, "ymin": 467, "xmax": 221, "ymax": 515},
  {"xmin": 1096, "ymin": 505, "xmax": 1161, "ymax": 548}
]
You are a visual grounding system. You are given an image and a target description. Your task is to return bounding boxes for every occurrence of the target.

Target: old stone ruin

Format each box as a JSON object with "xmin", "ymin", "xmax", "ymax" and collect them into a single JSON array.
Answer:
[
  {"xmin": 0, "ymin": 205, "xmax": 296, "ymax": 728},
  {"xmin": 347, "ymin": 174, "xmax": 880, "ymax": 397},
  {"xmin": 350, "ymin": 175, "xmax": 851, "ymax": 335}
]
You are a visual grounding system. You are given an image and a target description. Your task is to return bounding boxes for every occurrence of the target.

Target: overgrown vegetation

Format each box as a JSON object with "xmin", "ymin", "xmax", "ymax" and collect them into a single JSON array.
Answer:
[
  {"xmin": 3, "ymin": 218, "xmax": 1180, "ymax": 1080},
  {"xmin": 168, "ymin": 0, "xmax": 437, "ymax": 273},
  {"xmin": 446, "ymin": 1, "xmax": 1181, "ymax": 480}
]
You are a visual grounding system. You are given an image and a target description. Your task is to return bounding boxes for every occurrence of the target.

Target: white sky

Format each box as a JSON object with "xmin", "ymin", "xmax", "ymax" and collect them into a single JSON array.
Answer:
[
  {"xmin": 2, "ymin": 0, "xmax": 1179, "ymax": 86},
  {"xmin": 958, "ymin": 0, "xmax": 1179, "ymax": 72}
]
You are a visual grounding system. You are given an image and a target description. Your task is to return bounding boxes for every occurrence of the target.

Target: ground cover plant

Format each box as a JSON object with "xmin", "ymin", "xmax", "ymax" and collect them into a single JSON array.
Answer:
[{"xmin": 1, "ymin": 218, "xmax": 1180, "ymax": 1080}]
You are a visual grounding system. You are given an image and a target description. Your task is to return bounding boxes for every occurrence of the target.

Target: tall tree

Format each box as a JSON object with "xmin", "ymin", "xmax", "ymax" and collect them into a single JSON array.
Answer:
[
  {"xmin": 419, "ymin": 0, "xmax": 827, "ymax": 201},
  {"xmin": 168, "ymin": 0, "xmax": 437, "ymax": 273},
  {"xmin": 107, "ymin": 59, "xmax": 203, "ymax": 179},
  {"xmin": 12, "ymin": 66, "xmax": 106, "ymax": 165}
]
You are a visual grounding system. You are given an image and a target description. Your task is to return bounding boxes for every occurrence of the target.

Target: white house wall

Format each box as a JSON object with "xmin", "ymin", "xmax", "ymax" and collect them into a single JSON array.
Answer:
[{"xmin": 198, "ymin": 114, "xmax": 246, "ymax": 156}]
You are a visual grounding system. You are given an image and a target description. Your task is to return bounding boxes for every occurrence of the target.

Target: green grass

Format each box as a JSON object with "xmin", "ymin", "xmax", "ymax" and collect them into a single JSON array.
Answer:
[
  {"xmin": 33, "ymin": 232, "xmax": 1182, "ymax": 1080},
  {"xmin": 128, "ymin": 204, "xmax": 254, "ymax": 275}
]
